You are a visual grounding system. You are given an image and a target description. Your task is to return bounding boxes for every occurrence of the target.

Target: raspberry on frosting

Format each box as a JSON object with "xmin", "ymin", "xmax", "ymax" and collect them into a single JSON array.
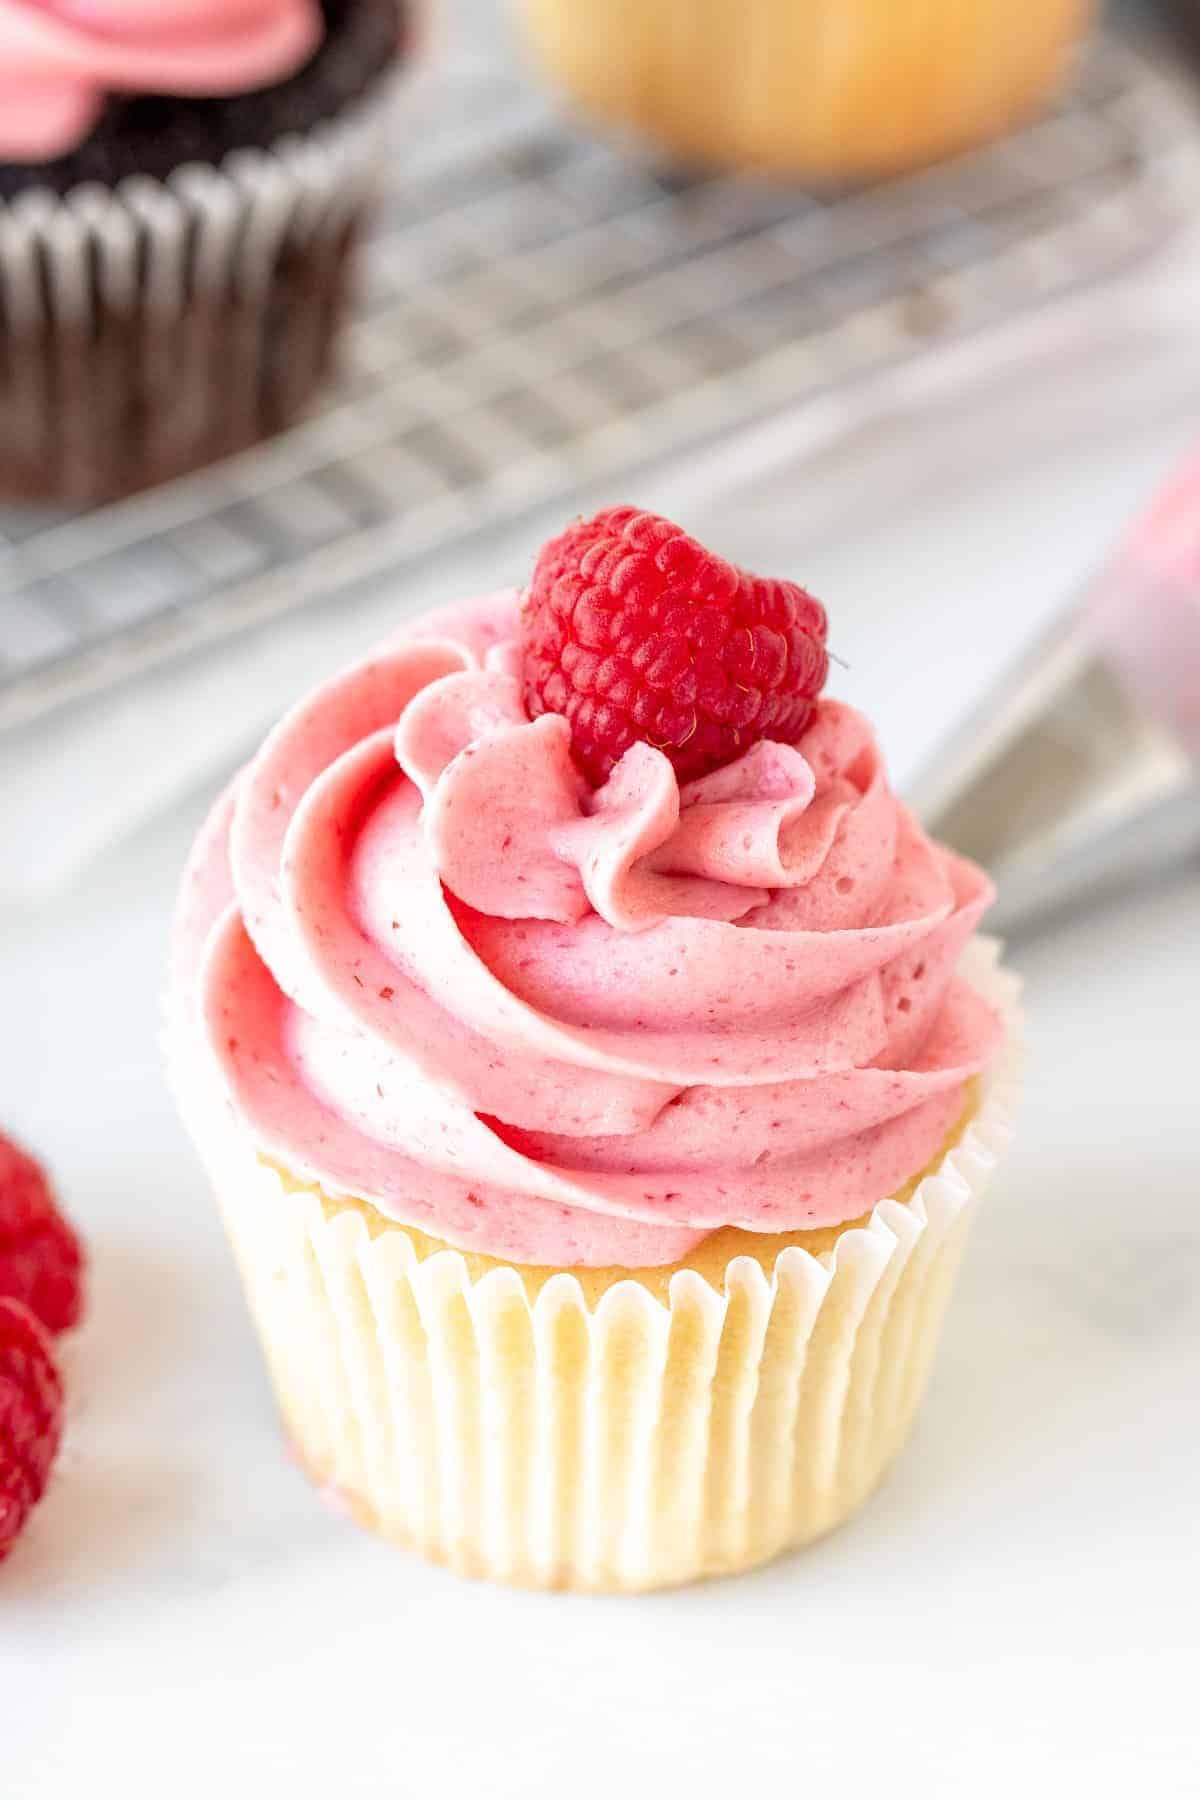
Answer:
[
  {"xmin": 0, "ymin": 1298, "xmax": 64, "ymax": 1563},
  {"xmin": 169, "ymin": 579, "xmax": 1001, "ymax": 1271},
  {"xmin": 521, "ymin": 506, "xmax": 829, "ymax": 784}
]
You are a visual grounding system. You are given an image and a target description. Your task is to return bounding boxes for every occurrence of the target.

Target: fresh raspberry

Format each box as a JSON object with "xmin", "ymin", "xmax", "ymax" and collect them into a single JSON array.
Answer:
[
  {"xmin": 0, "ymin": 1133, "xmax": 84, "ymax": 1336},
  {"xmin": 521, "ymin": 506, "xmax": 829, "ymax": 784},
  {"xmin": 0, "ymin": 1299, "xmax": 64, "ymax": 1563}
]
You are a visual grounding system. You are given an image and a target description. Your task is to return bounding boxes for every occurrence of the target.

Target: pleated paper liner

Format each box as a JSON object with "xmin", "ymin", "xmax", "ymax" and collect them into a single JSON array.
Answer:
[
  {"xmin": 185, "ymin": 941, "xmax": 1020, "ymax": 1591},
  {"xmin": 0, "ymin": 70, "xmax": 400, "ymax": 505}
]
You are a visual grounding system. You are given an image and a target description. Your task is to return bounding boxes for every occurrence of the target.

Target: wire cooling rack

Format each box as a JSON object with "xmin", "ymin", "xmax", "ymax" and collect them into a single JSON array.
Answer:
[{"xmin": 2, "ymin": 32, "xmax": 1198, "ymax": 732}]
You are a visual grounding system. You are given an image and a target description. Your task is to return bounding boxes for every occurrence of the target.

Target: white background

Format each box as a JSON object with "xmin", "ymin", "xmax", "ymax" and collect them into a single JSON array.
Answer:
[{"xmin": 3, "ymin": 10, "xmax": 1200, "ymax": 1796}]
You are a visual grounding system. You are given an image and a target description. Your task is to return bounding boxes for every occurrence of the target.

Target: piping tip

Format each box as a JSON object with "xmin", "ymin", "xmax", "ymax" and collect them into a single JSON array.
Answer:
[{"xmin": 908, "ymin": 451, "xmax": 1200, "ymax": 937}]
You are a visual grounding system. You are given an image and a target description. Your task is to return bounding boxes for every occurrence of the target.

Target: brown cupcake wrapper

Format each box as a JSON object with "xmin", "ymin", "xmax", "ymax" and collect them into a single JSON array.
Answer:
[
  {"xmin": 174, "ymin": 943, "xmax": 1021, "ymax": 1592},
  {"xmin": 0, "ymin": 72, "xmax": 401, "ymax": 504}
]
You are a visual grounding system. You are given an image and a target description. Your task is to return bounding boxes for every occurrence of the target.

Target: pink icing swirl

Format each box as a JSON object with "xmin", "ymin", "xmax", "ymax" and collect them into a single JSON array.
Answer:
[
  {"xmin": 0, "ymin": 0, "xmax": 322, "ymax": 162},
  {"xmin": 171, "ymin": 591, "xmax": 1002, "ymax": 1269}
]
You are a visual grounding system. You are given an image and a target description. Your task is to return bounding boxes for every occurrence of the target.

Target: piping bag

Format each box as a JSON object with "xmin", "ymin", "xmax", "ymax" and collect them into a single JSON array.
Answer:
[{"xmin": 909, "ymin": 449, "xmax": 1200, "ymax": 936}]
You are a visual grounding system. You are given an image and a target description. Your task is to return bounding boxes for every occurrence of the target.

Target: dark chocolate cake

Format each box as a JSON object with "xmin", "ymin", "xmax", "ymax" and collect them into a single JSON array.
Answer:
[{"xmin": 0, "ymin": 0, "xmax": 407, "ymax": 201}]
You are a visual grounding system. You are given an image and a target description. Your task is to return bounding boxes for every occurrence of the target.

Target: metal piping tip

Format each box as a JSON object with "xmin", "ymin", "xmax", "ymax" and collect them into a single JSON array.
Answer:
[{"xmin": 908, "ymin": 453, "xmax": 1200, "ymax": 937}]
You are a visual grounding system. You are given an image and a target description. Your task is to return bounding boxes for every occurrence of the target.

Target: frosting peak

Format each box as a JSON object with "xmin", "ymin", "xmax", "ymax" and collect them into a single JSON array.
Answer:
[
  {"xmin": 0, "ymin": 0, "xmax": 322, "ymax": 162},
  {"xmin": 171, "ymin": 590, "xmax": 1001, "ymax": 1269}
]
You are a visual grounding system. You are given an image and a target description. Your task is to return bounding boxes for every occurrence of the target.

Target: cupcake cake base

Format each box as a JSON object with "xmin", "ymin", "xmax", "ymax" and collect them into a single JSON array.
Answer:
[
  {"xmin": 191, "ymin": 944, "xmax": 1019, "ymax": 1593},
  {"xmin": 517, "ymin": 0, "xmax": 1092, "ymax": 181}
]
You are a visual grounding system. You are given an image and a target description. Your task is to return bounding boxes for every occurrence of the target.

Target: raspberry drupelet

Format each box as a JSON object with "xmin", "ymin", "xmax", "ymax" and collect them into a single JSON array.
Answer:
[
  {"xmin": 0, "ymin": 1133, "xmax": 84, "ymax": 1337},
  {"xmin": 0, "ymin": 1299, "xmax": 64, "ymax": 1562}
]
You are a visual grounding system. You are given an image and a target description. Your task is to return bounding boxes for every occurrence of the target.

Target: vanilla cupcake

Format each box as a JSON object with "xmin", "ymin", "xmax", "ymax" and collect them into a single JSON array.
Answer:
[
  {"xmin": 0, "ymin": 0, "xmax": 410, "ymax": 504},
  {"xmin": 516, "ymin": 0, "xmax": 1092, "ymax": 180},
  {"xmin": 167, "ymin": 507, "xmax": 1018, "ymax": 1591}
]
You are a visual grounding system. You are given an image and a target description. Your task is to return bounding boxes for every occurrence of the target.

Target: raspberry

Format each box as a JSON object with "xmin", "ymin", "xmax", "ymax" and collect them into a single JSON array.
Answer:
[
  {"xmin": 521, "ymin": 506, "xmax": 829, "ymax": 784},
  {"xmin": 0, "ymin": 1133, "xmax": 84, "ymax": 1336},
  {"xmin": 0, "ymin": 1299, "xmax": 64, "ymax": 1563}
]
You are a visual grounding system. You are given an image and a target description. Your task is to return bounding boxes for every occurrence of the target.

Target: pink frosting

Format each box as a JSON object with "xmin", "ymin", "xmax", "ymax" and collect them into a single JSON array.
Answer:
[
  {"xmin": 1096, "ymin": 450, "xmax": 1200, "ymax": 758},
  {"xmin": 170, "ymin": 590, "xmax": 1002, "ymax": 1269},
  {"xmin": 0, "ymin": 0, "xmax": 322, "ymax": 161}
]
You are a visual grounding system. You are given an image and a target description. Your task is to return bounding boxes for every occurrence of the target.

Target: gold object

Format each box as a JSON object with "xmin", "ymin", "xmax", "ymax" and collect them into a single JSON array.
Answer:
[{"xmin": 516, "ymin": 0, "xmax": 1093, "ymax": 179}]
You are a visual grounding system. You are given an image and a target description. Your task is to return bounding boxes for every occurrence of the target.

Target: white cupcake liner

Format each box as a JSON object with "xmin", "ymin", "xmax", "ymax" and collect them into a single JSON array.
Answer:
[
  {"xmin": 0, "ymin": 65, "xmax": 406, "ymax": 500},
  {"xmin": 174, "ymin": 940, "xmax": 1021, "ymax": 1592}
]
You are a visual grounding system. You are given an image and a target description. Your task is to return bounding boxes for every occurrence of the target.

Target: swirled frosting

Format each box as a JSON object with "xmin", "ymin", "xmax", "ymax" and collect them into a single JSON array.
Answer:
[
  {"xmin": 170, "ymin": 590, "xmax": 1001, "ymax": 1269},
  {"xmin": 0, "ymin": 0, "xmax": 321, "ymax": 162}
]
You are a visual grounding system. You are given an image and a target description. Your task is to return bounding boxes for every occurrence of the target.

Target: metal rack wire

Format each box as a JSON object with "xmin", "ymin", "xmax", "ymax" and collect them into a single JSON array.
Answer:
[{"xmin": 2, "ymin": 32, "xmax": 1198, "ymax": 732}]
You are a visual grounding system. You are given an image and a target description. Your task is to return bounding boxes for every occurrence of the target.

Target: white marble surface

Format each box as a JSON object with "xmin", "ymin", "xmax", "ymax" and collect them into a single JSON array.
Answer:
[
  {"xmin": 3, "ymin": 174, "xmax": 1200, "ymax": 1800},
  {"xmin": 2, "ymin": 792, "xmax": 1197, "ymax": 1797}
]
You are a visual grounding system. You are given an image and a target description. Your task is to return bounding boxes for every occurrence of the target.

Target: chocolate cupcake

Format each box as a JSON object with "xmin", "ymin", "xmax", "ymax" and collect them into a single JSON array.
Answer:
[{"xmin": 0, "ymin": 0, "xmax": 409, "ymax": 505}]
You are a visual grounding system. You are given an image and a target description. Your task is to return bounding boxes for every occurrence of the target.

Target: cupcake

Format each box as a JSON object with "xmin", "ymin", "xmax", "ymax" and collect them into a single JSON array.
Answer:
[
  {"xmin": 516, "ymin": 0, "xmax": 1093, "ymax": 180},
  {"xmin": 167, "ymin": 507, "xmax": 1019, "ymax": 1591},
  {"xmin": 0, "ymin": 0, "xmax": 408, "ymax": 505}
]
